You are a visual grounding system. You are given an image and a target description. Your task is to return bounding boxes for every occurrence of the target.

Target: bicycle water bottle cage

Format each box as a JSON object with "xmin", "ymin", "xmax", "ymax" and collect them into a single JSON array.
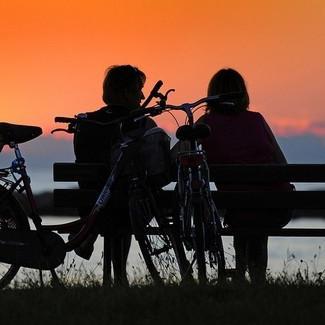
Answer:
[
  {"xmin": 176, "ymin": 124, "xmax": 211, "ymax": 141},
  {"xmin": 0, "ymin": 123, "xmax": 42, "ymax": 146}
]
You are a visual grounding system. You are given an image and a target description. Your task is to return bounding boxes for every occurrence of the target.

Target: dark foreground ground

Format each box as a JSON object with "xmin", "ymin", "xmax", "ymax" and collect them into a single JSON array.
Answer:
[{"xmin": 1, "ymin": 283, "xmax": 325, "ymax": 325}]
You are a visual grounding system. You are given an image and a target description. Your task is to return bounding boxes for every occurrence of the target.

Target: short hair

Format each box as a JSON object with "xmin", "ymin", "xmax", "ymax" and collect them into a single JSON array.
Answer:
[
  {"xmin": 102, "ymin": 65, "xmax": 146, "ymax": 105},
  {"xmin": 207, "ymin": 68, "xmax": 250, "ymax": 113}
]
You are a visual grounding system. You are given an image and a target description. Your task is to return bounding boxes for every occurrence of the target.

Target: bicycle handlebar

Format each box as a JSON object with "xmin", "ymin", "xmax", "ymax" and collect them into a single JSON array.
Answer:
[
  {"xmin": 53, "ymin": 92, "xmax": 242, "ymax": 128},
  {"xmin": 54, "ymin": 116, "xmax": 77, "ymax": 123},
  {"xmin": 160, "ymin": 92, "xmax": 242, "ymax": 111}
]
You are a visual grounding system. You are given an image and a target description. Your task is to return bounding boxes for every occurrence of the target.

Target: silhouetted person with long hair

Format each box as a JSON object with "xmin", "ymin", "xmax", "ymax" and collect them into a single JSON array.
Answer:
[
  {"xmin": 73, "ymin": 65, "xmax": 156, "ymax": 286},
  {"xmin": 197, "ymin": 68, "xmax": 292, "ymax": 284}
]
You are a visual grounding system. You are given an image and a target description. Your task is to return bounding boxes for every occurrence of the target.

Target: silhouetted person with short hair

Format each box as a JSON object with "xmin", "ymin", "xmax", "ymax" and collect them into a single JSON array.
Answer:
[
  {"xmin": 73, "ymin": 65, "xmax": 156, "ymax": 286},
  {"xmin": 197, "ymin": 68, "xmax": 293, "ymax": 284}
]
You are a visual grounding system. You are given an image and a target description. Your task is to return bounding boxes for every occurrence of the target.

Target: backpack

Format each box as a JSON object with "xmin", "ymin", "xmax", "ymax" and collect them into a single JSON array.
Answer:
[{"xmin": 110, "ymin": 127, "xmax": 172, "ymax": 188}]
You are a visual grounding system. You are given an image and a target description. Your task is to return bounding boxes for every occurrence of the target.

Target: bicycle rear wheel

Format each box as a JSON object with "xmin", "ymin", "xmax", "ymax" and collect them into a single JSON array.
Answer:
[
  {"xmin": 129, "ymin": 189, "xmax": 185, "ymax": 284},
  {"xmin": 0, "ymin": 186, "xmax": 30, "ymax": 288}
]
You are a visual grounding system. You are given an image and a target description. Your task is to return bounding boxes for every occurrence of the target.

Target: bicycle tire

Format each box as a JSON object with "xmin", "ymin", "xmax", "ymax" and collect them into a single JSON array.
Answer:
[
  {"xmin": 192, "ymin": 201, "xmax": 207, "ymax": 283},
  {"xmin": 0, "ymin": 186, "xmax": 30, "ymax": 288},
  {"xmin": 205, "ymin": 198, "xmax": 226, "ymax": 282},
  {"xmin": 129, "ymin": 188, "xmax": 185, "ymax": 284},
  {"xmin": 184, "ymin": 196, "xmax": 225, "ymax": 284}
]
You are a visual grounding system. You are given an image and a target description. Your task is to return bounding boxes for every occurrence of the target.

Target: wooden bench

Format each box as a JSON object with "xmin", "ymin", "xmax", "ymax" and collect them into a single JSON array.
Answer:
[
  {"xmin": 53, "ymin": 163, "xmax": 325, "ymax": 238},
  {"xmin": 53, "ymin": 162, "xmax": 325, "ymax": 282}
]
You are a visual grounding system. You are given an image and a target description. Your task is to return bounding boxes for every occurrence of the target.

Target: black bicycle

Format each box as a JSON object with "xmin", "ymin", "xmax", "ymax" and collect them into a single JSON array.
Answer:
[
  {"xmin": 0, "ymin": 108, "xmax": 186, "ymax": 287},
  {"xmin": 149, "ymin": 94, "xmax": 227, "ymax": 284},
  {"xmin": 117, "ymin": 89, "xmax": 231, "ymax": 284}
]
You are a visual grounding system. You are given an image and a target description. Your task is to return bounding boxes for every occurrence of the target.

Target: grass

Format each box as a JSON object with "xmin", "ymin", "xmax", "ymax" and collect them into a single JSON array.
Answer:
[
  {"xmin": 2, "ymin": 250, "xmax": 325, "ymax": 324},
  {"xmin": 2, "ymin": 281, "xmax": 325, "ymax": 325},
  {"xmin": 2, "ymin": 266, "xmax": 325, "ymax": 325}
]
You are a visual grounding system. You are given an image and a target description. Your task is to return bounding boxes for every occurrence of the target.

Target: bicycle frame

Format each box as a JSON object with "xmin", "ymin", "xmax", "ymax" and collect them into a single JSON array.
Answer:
[
  {"xmin": 54, "ymin": 136, "xmax": 144, "ymax": 251},
  {"xmin": 1, "ymin": 143, "xmax": 83, "ymax": 245}
]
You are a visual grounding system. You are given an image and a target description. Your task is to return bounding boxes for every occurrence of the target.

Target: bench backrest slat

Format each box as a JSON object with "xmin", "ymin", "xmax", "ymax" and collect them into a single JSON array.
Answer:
[
  {"xmin": 53, "ymin": 189, "xmax": 325, "ymax": 210},
  {"xmin": 53, "ymin": 163, "xmax": 109, "ymax": 182},
  {"xmin": 210, "ymin": 164, "xmax": 325, "ymax": 183},
  {"xmin": 53, "ymin": 163, "xmax": 325, "ymax": 183}
]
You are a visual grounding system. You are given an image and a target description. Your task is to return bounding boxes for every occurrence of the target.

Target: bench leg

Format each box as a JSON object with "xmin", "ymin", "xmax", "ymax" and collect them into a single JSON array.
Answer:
[{"xmin": 103, "ymin": 235, "xmax": 113, "ymax": 286}]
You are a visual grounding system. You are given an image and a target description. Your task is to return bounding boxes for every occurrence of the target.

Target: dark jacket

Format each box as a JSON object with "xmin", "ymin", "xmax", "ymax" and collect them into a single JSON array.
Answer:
[{"xmin": 74, "ymin": 105, "xmax": 156, "ymax": 189}]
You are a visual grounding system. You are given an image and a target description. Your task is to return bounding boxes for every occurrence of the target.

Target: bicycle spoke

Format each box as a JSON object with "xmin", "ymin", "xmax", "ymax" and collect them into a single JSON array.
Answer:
[{"xmin": 130, "ymin": 191, "xmax": 184, "ymax": 284}]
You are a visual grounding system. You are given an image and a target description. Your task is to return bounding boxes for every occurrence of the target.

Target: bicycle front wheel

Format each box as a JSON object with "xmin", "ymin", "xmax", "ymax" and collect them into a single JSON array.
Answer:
[
  {"xmin": 129, "ymin": 191, "xmax": 184, "ymax": 284},
  {"xmin": 185, "ymin": 197, "xmax": 225, "ymax": 284},
  {"xmin": 0, "ymin": 186, "xmax": 30, "ymax": 288},
  {"xmin": 192, "ymin": 201, "xmax": 207, "ymax": 283}
]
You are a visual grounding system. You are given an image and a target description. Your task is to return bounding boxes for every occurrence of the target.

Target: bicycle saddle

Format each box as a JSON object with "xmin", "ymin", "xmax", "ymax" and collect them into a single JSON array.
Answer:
[
  {"xmin": 176, "ymin": 123, "xmax": 211, "ymax": 141},
  {"xmin": 0, "ymin": 122, "xmax": 42, "ymax": 145}
]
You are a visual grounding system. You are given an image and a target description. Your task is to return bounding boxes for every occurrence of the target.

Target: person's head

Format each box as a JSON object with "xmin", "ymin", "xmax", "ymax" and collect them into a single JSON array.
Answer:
[
  {"xmin": 206, "ymin": 68, "xmax": 250, "ymax": 113},
  {"xmin": 102, "ymin": 65, "xmax": 146, "ymax": 110}
]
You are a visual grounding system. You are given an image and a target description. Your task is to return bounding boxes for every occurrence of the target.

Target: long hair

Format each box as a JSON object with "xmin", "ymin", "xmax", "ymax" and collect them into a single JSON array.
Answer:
[
  {"xmin": 102, "ymin": 65, "xmax": 146, "ymax": 105},
  {"xmin": 206, "ymin": 68, "xmax": 250, "ymax": 114}
]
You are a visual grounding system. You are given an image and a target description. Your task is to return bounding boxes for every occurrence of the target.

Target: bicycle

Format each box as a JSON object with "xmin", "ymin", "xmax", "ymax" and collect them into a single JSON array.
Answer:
[
  {"xmin": 0, "ymin": 105, "xmax": 186, "ymax": 287},
  {"xmin": 146, "ymin": 93, "xmax": 228, "ymax": 284}
]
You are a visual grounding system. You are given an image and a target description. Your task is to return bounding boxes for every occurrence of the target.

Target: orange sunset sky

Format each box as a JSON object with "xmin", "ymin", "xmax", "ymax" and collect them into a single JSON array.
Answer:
[{"xmin": 1, "ymin": 0, "xmax": 324, "ymax": 137}]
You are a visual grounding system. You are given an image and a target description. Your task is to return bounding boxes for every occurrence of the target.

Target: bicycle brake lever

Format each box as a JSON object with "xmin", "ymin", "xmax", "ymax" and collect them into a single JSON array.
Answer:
[
  {"xmin": 165, "ymin": 89, "xmax": 175, "ymax": 97},
  {"xmin": 155, "ymin": 89, "xmax": 175, "ymax": 109}
]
